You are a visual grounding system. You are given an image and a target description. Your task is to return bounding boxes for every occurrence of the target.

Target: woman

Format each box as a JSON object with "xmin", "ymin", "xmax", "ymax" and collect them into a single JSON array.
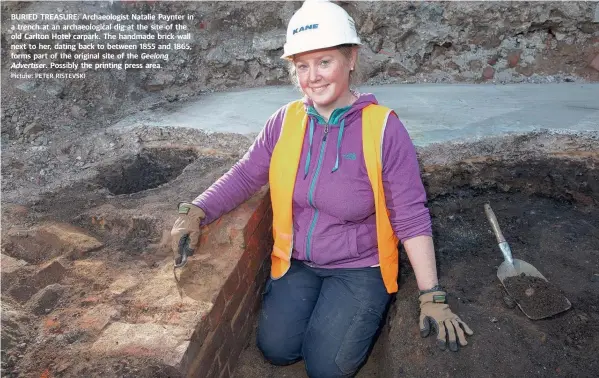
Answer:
[{"xmin": 171, "ymin": 1, "xmax": 473, "ymax": 377}]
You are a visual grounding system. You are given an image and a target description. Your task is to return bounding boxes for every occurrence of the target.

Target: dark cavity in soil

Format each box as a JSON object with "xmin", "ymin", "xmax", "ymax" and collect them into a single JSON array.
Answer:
[{"xmin": 97, "ymin": 148, "xmax": 197, "ymax": 195}]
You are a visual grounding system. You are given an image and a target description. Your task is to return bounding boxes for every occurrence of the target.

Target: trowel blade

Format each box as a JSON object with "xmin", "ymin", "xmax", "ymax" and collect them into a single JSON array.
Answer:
[{"xmin": 498, "ymin": 259, "xmax": 547, "ymax": 282}]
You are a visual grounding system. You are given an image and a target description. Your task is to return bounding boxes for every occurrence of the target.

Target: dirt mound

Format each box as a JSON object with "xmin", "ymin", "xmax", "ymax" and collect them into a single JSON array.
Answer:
[{"xmin": 503, "ymin": 274, "xmax": 571, "ymax": 320}]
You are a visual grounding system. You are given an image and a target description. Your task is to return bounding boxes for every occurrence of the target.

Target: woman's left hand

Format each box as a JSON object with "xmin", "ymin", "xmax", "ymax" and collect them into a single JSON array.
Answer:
[{"xmin": 419, "ymin": 290, "xmax": 474, "ymax": 352}]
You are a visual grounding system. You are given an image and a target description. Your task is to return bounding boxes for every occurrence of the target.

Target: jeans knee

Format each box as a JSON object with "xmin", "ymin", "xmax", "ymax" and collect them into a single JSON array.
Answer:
[
  {"xmin": 256, "ymin": 330, "xmax": 300, "ymax": 366},
  {"xmin": 304, "ymin": 358, "xmax": 354, "ymax": 378}
]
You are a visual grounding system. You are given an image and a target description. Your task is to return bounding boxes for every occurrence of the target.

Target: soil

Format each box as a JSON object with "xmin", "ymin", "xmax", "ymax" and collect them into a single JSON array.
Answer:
[{"xmin": 503, "ymin": 274, "xmax": 572, "ymax": 320}]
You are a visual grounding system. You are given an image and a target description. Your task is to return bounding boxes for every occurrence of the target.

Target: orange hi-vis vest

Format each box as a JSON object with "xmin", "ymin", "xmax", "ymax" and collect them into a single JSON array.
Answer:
[{"xmin": 268, "ymin": 100, "xmax": 400, "ymax": 294}]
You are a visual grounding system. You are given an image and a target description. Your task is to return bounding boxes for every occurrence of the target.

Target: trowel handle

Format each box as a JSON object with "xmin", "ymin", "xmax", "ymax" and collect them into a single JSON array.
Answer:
[{"xmin": 484, "ymin": 203, "xmax": 506, "ymax": 244}]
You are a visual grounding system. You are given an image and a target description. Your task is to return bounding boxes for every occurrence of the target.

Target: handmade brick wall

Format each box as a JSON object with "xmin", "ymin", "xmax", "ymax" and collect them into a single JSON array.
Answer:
[{"xmin": 180, "ymin": 189, "xmax": 273, "ymax": 378}]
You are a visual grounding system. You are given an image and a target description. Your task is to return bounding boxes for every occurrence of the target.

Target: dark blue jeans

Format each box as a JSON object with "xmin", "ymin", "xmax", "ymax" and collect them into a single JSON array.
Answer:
[{"xmin": 256, "ymin": 259, "xmax": 391, "ymax": 378}]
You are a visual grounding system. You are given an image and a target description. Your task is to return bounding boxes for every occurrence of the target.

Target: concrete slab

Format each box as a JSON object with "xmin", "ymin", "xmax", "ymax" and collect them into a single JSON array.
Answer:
[{"xmin": 119, "ymin": 83, "xmax": 599, "ymax": 146}]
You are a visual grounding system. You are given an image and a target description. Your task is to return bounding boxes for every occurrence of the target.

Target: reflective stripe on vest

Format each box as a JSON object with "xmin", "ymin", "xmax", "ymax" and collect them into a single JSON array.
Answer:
[{"xmin": 268, "ymin": 100, "xmax": 400, "ymax": 294}]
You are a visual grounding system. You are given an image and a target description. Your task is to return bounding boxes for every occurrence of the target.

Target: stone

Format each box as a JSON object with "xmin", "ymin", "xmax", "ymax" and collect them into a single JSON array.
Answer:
[
  {"xmin": 516, "ymin": 65, "xmax": 534, "ymax": 77},
  {"xmin": 108, "ymin": 275, "xmax": 139, "ymax": 296},
  {"xmin": 146, "ymin": 73, "xmax": 175, "ymax": 92},
  {"xmin": 46, "ymin": 85, "xmax": 65, "ymax": 98},
  {"xmin": 7, "ymin": 285, "xmax": 38, "ymax": 304},
  {"xmin": 1, "ymin": 254, "xmax": 28, "ymax": 274},
  {"xmin": 75, "ymin": 304, "xmax": 120, "ymax": 334},
  {"xmin": 482, "ymin": 66, "xmax": 495, "ymax": 80},
  {"xmin": 16, "ymin": 81, "xmax": 37, "ymax": 93},
  {"xmin": 507, "ymin": 49, "xmax": 522, "ymax": 68},
  {"xmin": 4, "ymin": 223, "xmax": 103, "ymax": 263},
  {"xmin": 487, "ymin": 56, "xmax": 499, "ymax": 65},
  {"xmin": 589, "ymin": 54, "xmax": 599, "ymax": 72},
  {"xmin": 5, "ymin": 259, "xmax": 67, "ymax": 303},
  {"xmin": 23, "ymin": 122, "xmax": 43, "ymax": 136},
  {"xmin": 252, "ymin": 31, "xmax": 286, "ymax": 51},
  {"xmin": 206, "ymin": 45, "xmax": 233, "ymax": 66},
  {"xmin": 34, "ymin": 260, "xmax": 67, "ymax": 288},
  {"xmin": 1, "ymin": 301, "xmax": 31, "ymax": 350},
  {"xmin": 40, "ymin": 223, "xmax": 103, "ymax": 260},
  {"xmin": 70, "ymin": 105, "xmax": 87, "ymax": 118},
  {"xmin": 91, "ymin": 322, "xmax": 191, "ymax": 367},
  {"xmin": 468, "ymin": 60, "xmax": 483, "ymax": 71},
  {"xmin": 27, "ymin": 284, "xmax": 66, "ymax": 315}
]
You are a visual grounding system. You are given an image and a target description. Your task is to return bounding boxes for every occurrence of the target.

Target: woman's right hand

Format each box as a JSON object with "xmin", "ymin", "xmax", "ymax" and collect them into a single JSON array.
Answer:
[{"xmin": 170, "ymin": 202, "xmax": 206, "ymax": 259}]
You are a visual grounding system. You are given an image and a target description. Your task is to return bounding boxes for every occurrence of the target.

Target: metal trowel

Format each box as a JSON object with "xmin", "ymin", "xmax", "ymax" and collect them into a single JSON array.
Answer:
[{"xmin": 484, "ymin": 203, "xmax": 571, "ymax": 319}]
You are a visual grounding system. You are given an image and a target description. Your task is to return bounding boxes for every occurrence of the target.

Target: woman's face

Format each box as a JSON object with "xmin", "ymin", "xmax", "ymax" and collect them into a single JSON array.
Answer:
[{"xmin": 293, "ymin": 47, "xmax": 355, "ymax": 110}]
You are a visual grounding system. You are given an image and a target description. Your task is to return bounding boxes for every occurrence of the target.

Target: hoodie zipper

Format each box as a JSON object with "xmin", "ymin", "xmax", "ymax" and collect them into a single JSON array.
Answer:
[{"xmin": 305, "ymin": 121, "xmax": 329, "ymax": 261}]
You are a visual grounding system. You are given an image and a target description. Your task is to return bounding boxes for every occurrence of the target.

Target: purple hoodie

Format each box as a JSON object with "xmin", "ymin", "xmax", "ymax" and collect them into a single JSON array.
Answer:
[{"xmin": 193, "ymin": 93, "xmax": 432, "ymax": 269}]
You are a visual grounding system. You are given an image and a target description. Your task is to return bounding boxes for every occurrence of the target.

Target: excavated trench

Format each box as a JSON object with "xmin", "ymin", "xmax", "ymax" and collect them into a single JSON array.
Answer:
[
  {"xmin": 2, "ymin": 135, "xmax": 598, "ymax": 378},
  {"xmin": 234, "ymin": 151, "xmax": 599, "ymax": 378}
]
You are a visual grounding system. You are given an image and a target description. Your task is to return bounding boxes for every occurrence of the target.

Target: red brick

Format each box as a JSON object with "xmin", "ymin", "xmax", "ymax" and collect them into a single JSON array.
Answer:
[
  {"xmin": 210, "ymin": 349, "xmax": 224, "ymax": 378},
  {"xmin": 244, "ymin": 212, "xmax": 262, "ymax": 241},
  {"xmin": 222, "ymin": 289, "xmax": 243, "ymax": 327},
  {"xmin": 237, "ymin": 238, "xmax": 262, "ymax": 285},
  {"xmin": 230, "ymin": 324, "xmax": 250, "ymax": 372},
  {"xmin": 252, "ymin": 211, "xmax": 273, "ymax": 243},
  {"xmin": 208, "ymin": 291, "xmax": 226, "ymax": 330},
  {"xmin": 242, "ymin": 191, "xmax": 271, "ymax": 242},
  {"xmin": 231, "ymin": 316, "xmax": 256, "ymax": 367},
  {"xmin": 236, "ymin": 255, "xmax": 253, "ymax": 286},
  {"xmin": 231, "ymin": 293, "xmax": 250, "ymax": 337},
  {"xmin": 254, "ymin": 274, "xmax": 267, "ymax": 294},
  {"xmin": 252, "ymin": 281, "xmax": 265, "ymax": 315},
  {"xmin": 239, "ymin": 318, "xmax": 255, "ymax": 351},
  {"xmin": 222, "ymin": 267, "xmax": 241, "ymax": 301},
  {"xmin": 244, "ymin": 233, "xmax": 261, "ymax": 255},
  {"xmin": 185, "ymin": 325, "xmax": 225, "ymax": 378},
  {"xmin": 246, "ymin": 250, "xmax": 262, "ymax": 277},
  {"xmin": 219, "ymin": 363, "xmax": 231, "ymax": 378},
  {"xmin": 259, "ymin": 236, "xmax": 273, "ymax": 260},
  {"xmin": 179, "ymin": 320, "xmax": 211, "ymax": 375},
  {"xmin": 205, "ymin": 360, "xmax": 219, "ymax": 378},
  {"xmin": 217, "ymin": 329, "xmax": 235, "ymax": 376}
]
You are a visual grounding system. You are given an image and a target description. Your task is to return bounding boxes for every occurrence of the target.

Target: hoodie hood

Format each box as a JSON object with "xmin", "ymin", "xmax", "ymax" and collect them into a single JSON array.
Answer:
[{"xmin": 300, "ymin": 91, "xmax": 379, "ymax": 178}]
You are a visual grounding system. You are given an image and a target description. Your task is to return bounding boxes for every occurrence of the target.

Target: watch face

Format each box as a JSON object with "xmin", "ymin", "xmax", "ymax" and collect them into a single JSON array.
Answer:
[
  {"xmin": 178, "ymin": 205, "xmax": 190, "ymax": 214},
  {"xmin": 433, "ymin": 294, "xmax": 446, "ymax": 303}
]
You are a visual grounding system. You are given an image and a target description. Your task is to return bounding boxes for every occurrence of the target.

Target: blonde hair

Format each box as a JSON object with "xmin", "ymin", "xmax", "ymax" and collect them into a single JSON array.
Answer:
[{"xmin": 287, "ymin": 44, "xmax": 361, "ymax": 92}]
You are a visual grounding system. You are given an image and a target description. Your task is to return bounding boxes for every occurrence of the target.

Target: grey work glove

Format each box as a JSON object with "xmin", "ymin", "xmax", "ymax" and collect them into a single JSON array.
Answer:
[
  {"xmin": 170, "ymin": 202, "xmax": 205, "ymax": 265},
  {"xmin": 419, "ymin": 291, "xmax": 474, "ymax": 352}
]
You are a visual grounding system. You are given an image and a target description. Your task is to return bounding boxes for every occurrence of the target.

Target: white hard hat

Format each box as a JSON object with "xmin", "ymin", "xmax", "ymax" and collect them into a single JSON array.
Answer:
[{"xmin": 281, "ymin": 0, "xmax": 362, "ymax": 60}]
